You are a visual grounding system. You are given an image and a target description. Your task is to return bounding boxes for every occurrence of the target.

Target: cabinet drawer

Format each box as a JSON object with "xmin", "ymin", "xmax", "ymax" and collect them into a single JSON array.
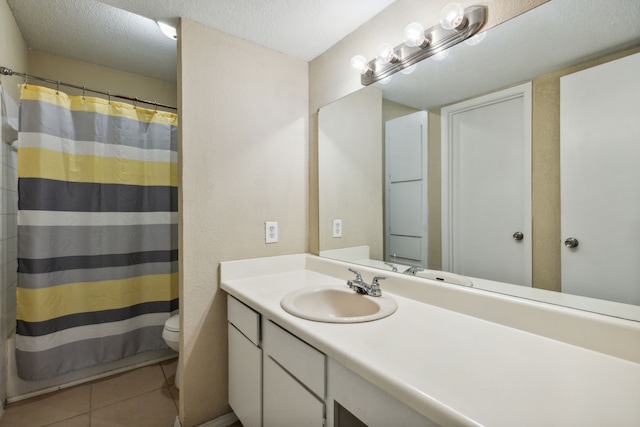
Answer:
[
  {"xmin": 227, "ymin": 295, "xmax": 260, "ymax": 345},
  {"xmin": 263, "ymin": 320, "xmax": 325, "ymax": 398}
]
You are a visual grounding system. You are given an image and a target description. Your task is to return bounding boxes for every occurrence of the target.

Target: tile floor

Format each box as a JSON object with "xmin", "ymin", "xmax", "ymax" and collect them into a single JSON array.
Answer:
[{"xmin": 0, "ymin": 358, "xmax": 179, "ymax": 427}]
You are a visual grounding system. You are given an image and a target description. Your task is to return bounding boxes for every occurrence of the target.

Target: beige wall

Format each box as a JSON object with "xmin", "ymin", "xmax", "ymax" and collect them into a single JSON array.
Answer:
[
  {"xmin": 178, "ymin": 19, "xmax": 308, "ymax": 427},
  {"xmin": 308, "ymin": 0, "xmax": 547, "ymax": 256},
  {"xmin": 0, "ymin": 0, "xmax": 27, "ymax": 102},
  {"xmin": 27, "ymin": 50, "xmax": 176, "ymax": 111}
]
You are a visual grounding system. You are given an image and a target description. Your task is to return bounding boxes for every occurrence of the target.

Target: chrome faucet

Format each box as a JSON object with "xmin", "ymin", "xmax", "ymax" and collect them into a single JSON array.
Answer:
[
  {"xmin": 384, "ymin": 262, "xmax": 397, "ymax": 272},
  {"xmin": 347, "ymin": 268, "xmax": 385, "ymax": 297},
  {"xmin": 403, "ymin": 265, "xmax": 424, "ymax": 275}
]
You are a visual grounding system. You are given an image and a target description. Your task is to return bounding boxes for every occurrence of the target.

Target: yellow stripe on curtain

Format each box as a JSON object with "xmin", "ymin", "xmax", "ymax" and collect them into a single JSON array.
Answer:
[
  {"xmin": 16, "ymin": 273, "xmax": 179, "ymax": 323},
  {"xmin": 20, "ymin": 84, "xmax": 178, "ymax": 126},
  {"xmin": 18, "ymin": 147, "xmax": 178, "ymax": 186}
]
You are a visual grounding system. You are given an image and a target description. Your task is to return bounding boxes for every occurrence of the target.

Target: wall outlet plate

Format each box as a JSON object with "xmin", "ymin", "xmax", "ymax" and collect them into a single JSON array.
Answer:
[
  {"xmin": 265, "ymin": 221, "xmax": 278, "ymax": 243},
  {"xmin": 333, "ymin": 219, "xmax": 342, "ymax": 238}
]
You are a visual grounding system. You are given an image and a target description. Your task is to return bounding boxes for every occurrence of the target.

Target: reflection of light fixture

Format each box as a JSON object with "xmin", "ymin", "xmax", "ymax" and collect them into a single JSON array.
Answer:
[
  {"xmin": 440, "ymin": 3, "xmax": 467, "ymax": 30},
  {"xmin": 432, "ymin": 50, "xmax": 450, "ymax": 61},
  {"xmin": 351, "ymin": 4, "xmax": 486, "ymax": 86},
  {"xmin": 158, "ymin": 21, "xmax": 177, "ymax": 40},
  {"xmin": 465, "ymin": 31, "xmax": 486, "ymax": 46},
  {"xmin": 400, "ymin": 64, "xmax": 417, "ymax": 75},
  {"xmin": 378, "ymin": 75, "xmax": 393, "ymax": 85},
  {"xmin": 403, "ymin": 22, "xmax": 429, "ymax": 48}
]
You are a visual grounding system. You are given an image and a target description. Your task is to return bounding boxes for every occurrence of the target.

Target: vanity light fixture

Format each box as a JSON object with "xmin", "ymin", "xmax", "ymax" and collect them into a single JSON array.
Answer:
[{"xmin": 351, "ymin": 3, "xmax": 486, "ymax": 86}]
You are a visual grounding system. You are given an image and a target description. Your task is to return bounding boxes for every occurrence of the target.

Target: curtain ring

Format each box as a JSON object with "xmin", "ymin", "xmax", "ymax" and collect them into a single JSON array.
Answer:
[
  {"xmin": 82, "ymin": 86, "xmax": 86, "ymax": 100},
  {"xmin": 107, "ymin": 91, "xmax": 111, "ymax": 104},
  {"xmin": 56, "ymin": 80, "xmax": 60, "ymax": 94},
  {"xmin": 134, "ymin": 97, "xmax": 138, "ymax": 109},
  {"xmin": 154, "ymin": 102, "xmax": 158, "ymax": 111},
  {"xmin": 24, "ymin": 75, "xmax": 28, "ymax": 88}
]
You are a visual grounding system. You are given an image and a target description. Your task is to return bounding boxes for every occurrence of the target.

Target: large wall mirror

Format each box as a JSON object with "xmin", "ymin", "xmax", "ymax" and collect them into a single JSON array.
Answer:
[{"xmin": 318, "ymin": 0, "xmax": 640, "ymax": 321}]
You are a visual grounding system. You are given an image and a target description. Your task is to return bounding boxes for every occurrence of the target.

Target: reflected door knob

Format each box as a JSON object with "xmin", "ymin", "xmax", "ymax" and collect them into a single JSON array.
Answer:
[
  {"xmin": 513, "ymin": 231, "xmax": 524, "ymax": 241},
  {"xmin": 564, "ymin": 237, "xmax": 579, "ymax": 248}
]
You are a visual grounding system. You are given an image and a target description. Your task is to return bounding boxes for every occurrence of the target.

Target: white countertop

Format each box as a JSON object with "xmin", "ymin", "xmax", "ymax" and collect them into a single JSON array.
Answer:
[{"xmin": 220, "ymin": 254, "xmax": 640, "ymax": 427}]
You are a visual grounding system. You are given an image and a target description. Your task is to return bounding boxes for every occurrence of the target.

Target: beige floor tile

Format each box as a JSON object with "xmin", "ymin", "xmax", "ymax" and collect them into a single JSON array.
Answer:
[
  {"xmin": 0, "ymin": 384, "xmax": 91, "ymax": 427},
  {"xmin": 43, "ymin": 413, "xmax": 90, "ymax": 427},
  {"xmin": 90, "ymin": 364, "xmax": 167, "ymax": 410},
  {"xmin": 90, "ymin": 388, "xmax": 178, "ymax": 427},
  {"xmin": 159, "ymin": 358, "xmax": 178, "ymax": 386}
]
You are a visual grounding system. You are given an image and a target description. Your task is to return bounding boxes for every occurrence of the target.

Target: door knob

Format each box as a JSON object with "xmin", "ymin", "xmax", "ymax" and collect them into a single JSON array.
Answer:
[
  {"xmin": 564, "ymin": 237, "xmax": 579, "ymax": 248},
  {"xmin": 513, "ymin": 231, "xmax": 524, "ymax": 241}
]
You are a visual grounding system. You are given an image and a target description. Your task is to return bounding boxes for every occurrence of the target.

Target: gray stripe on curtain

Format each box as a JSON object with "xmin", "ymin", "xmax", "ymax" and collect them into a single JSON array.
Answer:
[
  {"xmin": 18, "ymin": 260, "xmax": 179, "ymax": 289},
  {"xmin": 18, "ymin": 224, "xmax": 178, "ymax": 258},
  {"xmin": 16, "ymin": 326, "xmax": 166, "ymax": 381},
  {"xmin": 20, "ymin": 99, "xmax": 178, "ymax": 151}
]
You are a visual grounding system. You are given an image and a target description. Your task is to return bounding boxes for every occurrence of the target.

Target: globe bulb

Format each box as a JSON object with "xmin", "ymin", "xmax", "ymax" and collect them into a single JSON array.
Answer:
[
  {"xmin": 403, "ymin": 22, "xmax": 426, "ymax": 48},
  {"xmin": 440, "ymin": 3, "xmax": 466, "ymax": 30},
  {"xmin": 376, "ymin": 43, "xmax": 397, "ymax": 64},
  {"xmin": 350, "ymin": 55, "xmax": 369, "ymax": 74}
]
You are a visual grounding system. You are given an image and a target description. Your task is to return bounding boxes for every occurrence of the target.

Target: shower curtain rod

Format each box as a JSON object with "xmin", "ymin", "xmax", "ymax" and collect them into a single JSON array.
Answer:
[{"xmin": 0, "ymin": 66, "xmax": 177, "ymax": 111}]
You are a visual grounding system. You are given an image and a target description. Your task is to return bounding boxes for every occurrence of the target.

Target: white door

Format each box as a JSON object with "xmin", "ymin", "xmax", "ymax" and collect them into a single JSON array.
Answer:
[
  {"xmin": 441, "ymin": 83, "xmax": 532, "ymax": 286},
  {"xmin": 385, "ymin": 112, "xmax": 428, "ymax": 267},
  {"xmin": 560, "ymin": 52, "xmax": 640, "ymax": 305}
]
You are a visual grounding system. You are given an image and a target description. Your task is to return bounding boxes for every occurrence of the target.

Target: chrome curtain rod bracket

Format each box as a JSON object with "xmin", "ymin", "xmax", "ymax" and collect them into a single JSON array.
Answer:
[{"xmin": 0, "ymin": 66, "xmax": 176, "ymax": 111}]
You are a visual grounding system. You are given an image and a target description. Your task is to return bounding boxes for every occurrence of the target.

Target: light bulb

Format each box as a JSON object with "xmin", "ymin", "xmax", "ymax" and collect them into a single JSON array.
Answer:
[
  {"xmin": 376, "ymin": 43, "xmax": 398, "ymax": 64},
  {"xmin": 401, "ymin": 64, "xmax": 417, "ymax": 75},
  {"xmin": 403, "ymin": 22, "xmax": 428, "ymax": 48},
  {"xmin": 465, "ymin": 31, "xmax": 486, "ymax": 46},
  {"xmin": 350, "ymin": 55, "xmax": 370, "ymax": 74},
  {"xmin": 157, "ymin": 21, "xmax": 177, "ymax": 40},
  {"xmin": 439, "ymin": 3, "xmax": 466, "ymax": 30}
]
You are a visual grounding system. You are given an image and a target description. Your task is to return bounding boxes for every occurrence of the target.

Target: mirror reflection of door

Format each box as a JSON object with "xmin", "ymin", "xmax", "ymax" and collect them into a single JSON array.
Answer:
[
  {"xmin": 441, "ymin": 83, "xmax": 532, "ymax": 286},
  {"xmin": 385, "ymin": 112, "xmax": 428, "ymax": 267},
  {"xmin": 560, "ymin": 52, "xmax": 640, "ymax": 305}
]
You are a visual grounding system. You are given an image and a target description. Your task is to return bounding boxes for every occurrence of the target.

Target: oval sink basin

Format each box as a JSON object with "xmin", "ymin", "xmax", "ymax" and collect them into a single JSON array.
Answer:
[{"xmin": 281, "ymin": 286, "xmax": 397, "ymax": 323}]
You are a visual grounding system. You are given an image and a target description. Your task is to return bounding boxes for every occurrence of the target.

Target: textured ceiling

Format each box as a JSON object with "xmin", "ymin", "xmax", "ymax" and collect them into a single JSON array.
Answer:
[{"xmin": 7, "ymin": 0, "xmax": 397, "ymax": 83}]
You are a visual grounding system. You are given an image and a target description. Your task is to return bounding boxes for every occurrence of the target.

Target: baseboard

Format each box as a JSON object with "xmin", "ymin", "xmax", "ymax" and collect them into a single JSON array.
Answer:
[{"xmin": 173, "ymin": 412, "xmax": 239, "ymax": 427}]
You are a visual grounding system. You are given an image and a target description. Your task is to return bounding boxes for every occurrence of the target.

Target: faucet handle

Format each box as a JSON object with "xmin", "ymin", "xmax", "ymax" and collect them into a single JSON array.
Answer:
[
  {"xmin": 348, "ymin": 268, "xmax": 363, "ymax": 281},
  {"xmin": 370, "ymin": 276, "xmax": 386, "ymax": 297},
  {"xmin": 371, "ymin": 276, "xmax": 386, "ymax": 286}
]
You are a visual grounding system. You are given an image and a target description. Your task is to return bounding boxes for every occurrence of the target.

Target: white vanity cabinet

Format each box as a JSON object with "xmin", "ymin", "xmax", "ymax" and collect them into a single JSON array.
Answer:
[
  {"xmin": 227, "ymin": 296, "xmax": 262, "ymax": 427},
  {"xmin": 327, "ymin": 358, "xmax": 437, "ymax": 427},
  {"xmin": 262, "ymin": 320, "xmax": 326, "ymax": 427}
]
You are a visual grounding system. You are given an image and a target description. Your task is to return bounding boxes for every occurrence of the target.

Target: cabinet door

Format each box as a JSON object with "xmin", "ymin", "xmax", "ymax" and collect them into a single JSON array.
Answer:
[
  {"xmin": 263, "ymin": 356, "xmax": 324, "ymax": 427},
  {"xmin": 228, "ymin": 324, "xmax": 262, "ymax": 427}
]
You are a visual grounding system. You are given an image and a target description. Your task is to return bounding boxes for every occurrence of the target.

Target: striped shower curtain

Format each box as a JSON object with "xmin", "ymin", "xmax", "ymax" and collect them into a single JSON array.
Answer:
[{"xmin": 16, "ymin": 84, "xmax": 178, "ymax": 380}]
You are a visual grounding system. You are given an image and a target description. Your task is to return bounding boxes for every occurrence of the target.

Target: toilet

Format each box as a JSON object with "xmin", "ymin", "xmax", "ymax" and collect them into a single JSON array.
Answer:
[{"xmin": 162, "ymin": 314, "xmax": 180, "ymax": 387}]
